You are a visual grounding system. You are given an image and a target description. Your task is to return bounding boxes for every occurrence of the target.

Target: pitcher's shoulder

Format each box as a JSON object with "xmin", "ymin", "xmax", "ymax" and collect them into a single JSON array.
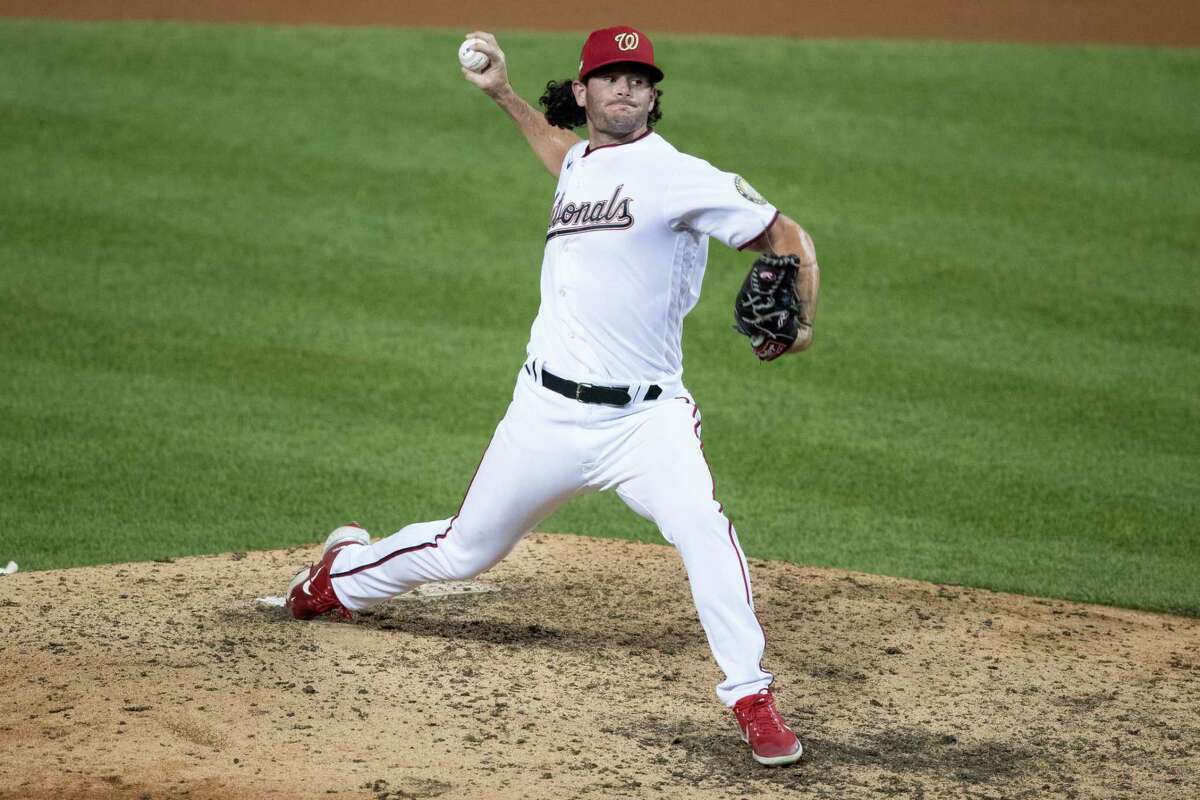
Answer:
[
  {"xmin": 646, "ymin": 131, "xmax": 682, "ymax": 156},
  {"xmin": 648, "ymin": 135, "xmax": 720, "ymax": 173}
]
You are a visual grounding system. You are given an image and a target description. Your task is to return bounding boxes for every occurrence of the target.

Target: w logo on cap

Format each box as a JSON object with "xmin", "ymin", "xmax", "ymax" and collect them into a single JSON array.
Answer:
[
  {"xmin": 614, "ymin": 32, "xmax": 640, "ymax": 51},
  {"xmin": 578, "ymin": 26, "xmax": 663, "ymax": 82}
]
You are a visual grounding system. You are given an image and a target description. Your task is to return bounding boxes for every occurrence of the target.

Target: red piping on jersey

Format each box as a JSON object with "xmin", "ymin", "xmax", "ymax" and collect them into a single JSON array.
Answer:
[
  {"xmin": 582, "ymin": 128, "xmax": 654, "ymax": 157},
  {"xmin": 331, "ymin": 434, "xmax": 496, "ymax": 579},
  {"xmin": 737, "ymin": 209, "xmax": 781, "ymax": 251}
]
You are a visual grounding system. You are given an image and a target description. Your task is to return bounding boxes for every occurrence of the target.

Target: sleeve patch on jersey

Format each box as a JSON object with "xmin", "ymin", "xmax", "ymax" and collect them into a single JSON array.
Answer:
[{"xmin": 734, "ymin": 175, "xmax": 768, "ymax": 206}]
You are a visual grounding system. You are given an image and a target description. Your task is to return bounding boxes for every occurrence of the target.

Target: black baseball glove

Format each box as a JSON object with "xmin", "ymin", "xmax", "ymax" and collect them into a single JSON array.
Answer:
[{"xmin": 733, "ymin": 253, "xmax": 805, "ymax": 362}]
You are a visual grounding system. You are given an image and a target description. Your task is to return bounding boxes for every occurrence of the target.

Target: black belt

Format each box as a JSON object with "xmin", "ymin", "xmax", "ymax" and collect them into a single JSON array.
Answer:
[{"xmin": 539, "ymin": 367, "xmax": 662, "ymax": 406}]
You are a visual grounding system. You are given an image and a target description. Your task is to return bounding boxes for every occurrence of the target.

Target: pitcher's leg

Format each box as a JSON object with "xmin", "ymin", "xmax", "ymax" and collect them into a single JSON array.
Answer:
[
  {"xmin": 613, "ymin": 400, "xmax": 773, "ymax": 707},
  {"xmin": 330, "ymin": 409, "xmax": 582, "ymax": 610},
  {"xmin": 634, "ymin": 496, "xmax": 773, "ymax": 706}
]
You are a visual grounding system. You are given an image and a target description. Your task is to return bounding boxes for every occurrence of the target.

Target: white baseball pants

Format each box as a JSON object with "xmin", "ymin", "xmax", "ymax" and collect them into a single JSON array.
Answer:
[{"xmin": 329, "ymin": 365, "xmax": 774, "ymax": 706}]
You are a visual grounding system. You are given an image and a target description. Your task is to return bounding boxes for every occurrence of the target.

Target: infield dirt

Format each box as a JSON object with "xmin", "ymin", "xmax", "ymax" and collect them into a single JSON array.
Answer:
[{"xmin": 2, "ymin": 533, "xmax": 1198, "ymax": 799}]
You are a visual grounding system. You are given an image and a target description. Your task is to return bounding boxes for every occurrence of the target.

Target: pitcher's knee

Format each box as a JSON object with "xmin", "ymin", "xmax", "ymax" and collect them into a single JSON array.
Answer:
[
  {"xmin": 662, "ymin": 503, "xmax": 724, "ymax": 534},
  {"xmin": 436, "ymin": 525, "xmax": 520, "ymax": 580},
  {"xmin": 658, "ymin": 506, "xmax": 734, "ymax": 547}
]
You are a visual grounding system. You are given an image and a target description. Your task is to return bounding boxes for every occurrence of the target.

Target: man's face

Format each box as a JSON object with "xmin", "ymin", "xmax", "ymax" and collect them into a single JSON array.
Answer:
[{"xmin": 572, "ymin": 65, "xmax": 657, "ymax": 137}]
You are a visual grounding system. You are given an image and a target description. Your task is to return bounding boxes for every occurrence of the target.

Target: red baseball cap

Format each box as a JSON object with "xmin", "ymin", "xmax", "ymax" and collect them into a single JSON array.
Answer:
[{"xmin": 578, "ymin": 26, "xmax": 663, "ymax": 83}]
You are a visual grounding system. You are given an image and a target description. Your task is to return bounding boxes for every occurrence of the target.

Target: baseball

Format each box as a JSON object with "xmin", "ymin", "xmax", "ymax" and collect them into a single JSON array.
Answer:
[{"xmin": 458, "ymin": 39, "xmax": 489, "ymax": 72}]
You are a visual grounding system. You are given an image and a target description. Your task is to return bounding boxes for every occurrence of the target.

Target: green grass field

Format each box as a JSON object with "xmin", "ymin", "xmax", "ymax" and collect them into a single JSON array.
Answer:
[{"xmin": 1, "ymin": 21, "xmax": 1197, "ymax": 614}]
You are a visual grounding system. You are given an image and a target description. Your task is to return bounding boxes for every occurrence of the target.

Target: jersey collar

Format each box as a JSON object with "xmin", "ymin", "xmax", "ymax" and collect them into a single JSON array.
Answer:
[{"xmin": 582, "ymin": 128, "xmax": 654, "ymax": 157}]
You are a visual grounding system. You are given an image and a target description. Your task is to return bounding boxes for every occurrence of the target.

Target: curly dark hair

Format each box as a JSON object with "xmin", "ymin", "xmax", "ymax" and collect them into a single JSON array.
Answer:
[{"xmin": 539, "ymin": 77, "xmax": 663, "ymax": 130}]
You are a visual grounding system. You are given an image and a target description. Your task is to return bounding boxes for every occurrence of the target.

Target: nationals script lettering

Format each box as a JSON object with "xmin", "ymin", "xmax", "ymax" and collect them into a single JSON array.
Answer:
[{"xmin": 546, "ymin": 184, "xmax": 635, "ymax": 240}]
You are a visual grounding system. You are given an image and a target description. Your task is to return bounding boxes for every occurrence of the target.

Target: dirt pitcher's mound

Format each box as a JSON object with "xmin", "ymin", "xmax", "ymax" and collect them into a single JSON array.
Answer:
[{"xmin": 2, "ymin": 534, "xmax": 1197, "ymax": 799}]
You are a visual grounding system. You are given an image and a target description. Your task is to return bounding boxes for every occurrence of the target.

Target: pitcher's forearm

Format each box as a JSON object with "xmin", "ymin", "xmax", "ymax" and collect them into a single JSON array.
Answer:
[
  {"xmin": 746, "ymin": 214, "xmax": 819, "ymax": 324},
  {"xmin": 489, "ymin": 86, "xmax": 581, "ymax": 177},
  {"xmin": 788, "ymin": 258, "xmax": 819, "ymax": 352},
  {"xmin": 785, "ymin": 224, "xmax": 818, "ymax": 327}
]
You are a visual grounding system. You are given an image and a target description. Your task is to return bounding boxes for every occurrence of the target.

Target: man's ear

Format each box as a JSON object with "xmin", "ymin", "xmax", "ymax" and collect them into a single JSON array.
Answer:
[{"xmin": 572, "ymin": 80, "xmax": 586, "ymax": 109}]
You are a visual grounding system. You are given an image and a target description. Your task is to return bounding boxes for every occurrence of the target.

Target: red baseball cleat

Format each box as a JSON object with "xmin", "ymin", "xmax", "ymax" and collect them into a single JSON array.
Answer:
[
  {"xmin": 285, "ymin": 524, "xmax": 370, "ymax": 621},
  {"xmin": 732, "ymin": 688, "xmax": 804, "ymax": 765}
]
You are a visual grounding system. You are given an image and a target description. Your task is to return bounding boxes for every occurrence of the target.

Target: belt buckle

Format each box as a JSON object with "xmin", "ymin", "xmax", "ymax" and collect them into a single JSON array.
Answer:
[{"xmin": 575, "ymin": 382, "xmax": 592, "ymax": 402}]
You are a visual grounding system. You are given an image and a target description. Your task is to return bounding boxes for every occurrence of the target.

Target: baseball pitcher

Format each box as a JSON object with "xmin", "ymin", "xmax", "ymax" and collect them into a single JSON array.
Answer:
[{"xmin": 286, "ymin": 26, "xmax": 820, "ymax": 766}]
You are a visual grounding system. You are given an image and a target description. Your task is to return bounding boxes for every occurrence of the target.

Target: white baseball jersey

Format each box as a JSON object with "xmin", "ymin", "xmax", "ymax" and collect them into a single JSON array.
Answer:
[{"xmin": 527, "ymin": 130, "xmax": 779, "ymax": 384}]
